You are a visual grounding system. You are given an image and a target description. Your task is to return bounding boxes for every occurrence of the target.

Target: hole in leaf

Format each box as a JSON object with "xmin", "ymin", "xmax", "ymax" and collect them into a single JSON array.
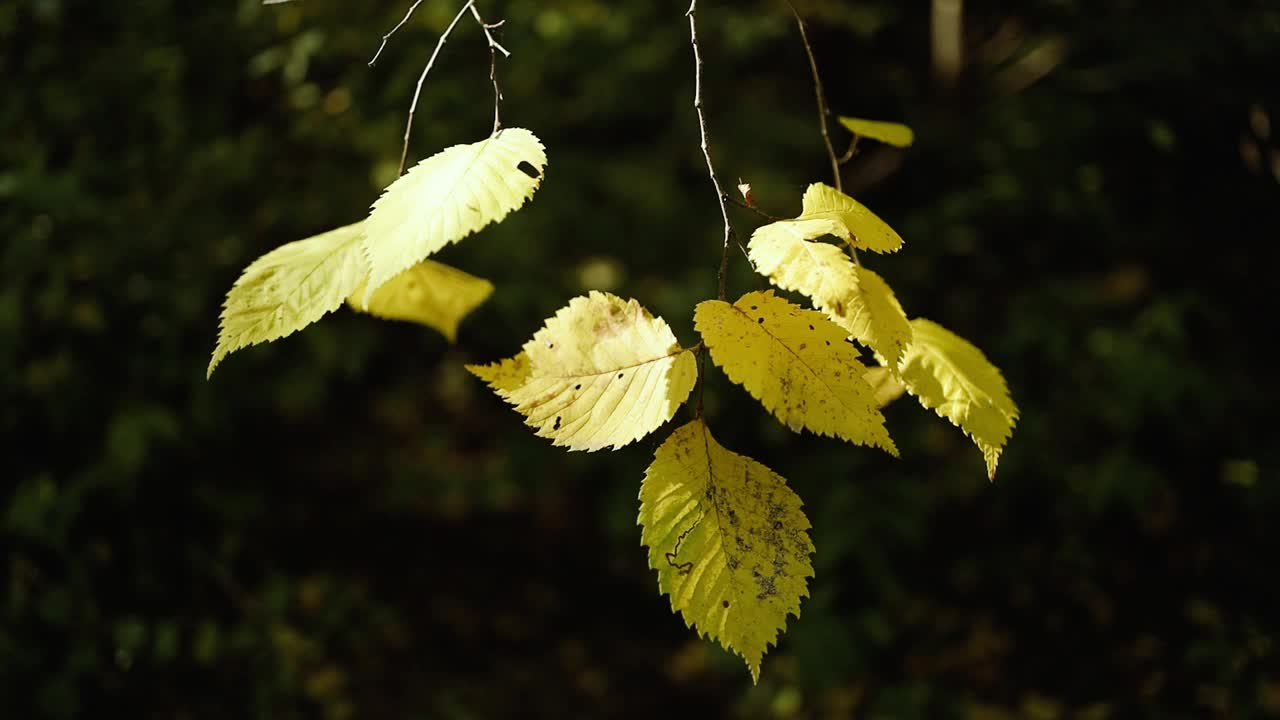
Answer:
[
  {"xmin": 722, "ymin": 601, "xmax": 730, "ymax": 609},
  {"xmin": 553, "ymin": 416, "xmax": 562, "ymax": 430},
  {"xmin": 757, "ymin": 318, "xmax": 764, "ymax": 324},
  {"xmin": 617, "ymin": 373, "xmax": 623, "ymax": 379},
  {"xmin": 808, "ymin": 324, "xmax": 814, "ymax": 330},
  {"xmin": 574, "ymin": 384, "xmax": 581, "ymax": 390},
  {"xmin": 517, "ymin": 161, "xmax": 540, "ymax": 179}
]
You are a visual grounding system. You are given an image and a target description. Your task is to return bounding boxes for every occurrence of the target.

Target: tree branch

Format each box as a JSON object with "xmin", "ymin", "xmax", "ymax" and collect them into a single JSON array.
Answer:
[
  {"xmin": 394, "ymin": 0, "xmax": 476, "ymax": 177},
  {"xmin": 370, "ymin": 0, "xmax": 428, "ymax": 67},
  {"xmin": 786, "ymin": 1, "xmax": 840, "ymax": 192},
  {"xmin": 468, "ymin": 5, "xmax": 509, "ymax": 135},
  {"xmin": 686, "ymin": 0, "xmax": 736, "ymax": 302}
]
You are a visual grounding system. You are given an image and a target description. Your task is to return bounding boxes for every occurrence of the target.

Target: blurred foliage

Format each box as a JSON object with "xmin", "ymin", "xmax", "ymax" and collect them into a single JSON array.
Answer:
[{"xmin": 3, "ymin": 0, "xmax": 1279, "ymax": 717}]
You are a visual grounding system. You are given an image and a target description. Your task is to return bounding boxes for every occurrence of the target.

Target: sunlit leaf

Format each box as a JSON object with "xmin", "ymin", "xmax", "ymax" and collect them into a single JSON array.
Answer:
[
  {"xmin": 895, "ymin": 319, "xmax": 1019, "ymax": 479},
  {"xmin": 797, "ymin": 183, "xmax": 903, "ymax": 253},
  {"xmin": 695, "ymin": 291, "xmax": 896, "ymax": 455},
  {"xmin": 208, "ymin": 223, "xmax": 366, "ymax": 377},
  {"xmin": 748, "ymin": 223, "xmax": 912, "ymax": 365},
  {"xmin": 639, "ymin": 418, "xmax": 813, "ymax": 683},
  {"xmin": 837, "ymin": 116, "xmax": 915, "ymax": 147},
  {"xmin": 361, "ymin": 127, "xmax": 547, "ymax": 301},
  {"xmin": 349, "ymin": 259, "xmax": 493, "ymax": 341},
  {"xmin": 471, "ymin": 292, "xmax": 697, "ymax": 451}
]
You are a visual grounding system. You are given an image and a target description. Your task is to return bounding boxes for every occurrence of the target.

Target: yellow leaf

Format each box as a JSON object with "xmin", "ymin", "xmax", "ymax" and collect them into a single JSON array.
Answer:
[
  {"xmin": 477, "ymin": 292, "xmax": 697, "ymax": 451},
  {"xmin": 864, "ymin": 366, "xmax": 907, "ymax": 408},
  {"xmin": 208, "ymin": 223, "xmax": 366, "ymax": 378},
  {"xmin": 748, "ymin": 224, "xmax": 912, "ymax": 365},
  {"xmin": 837, "ymin": 116, "xmax": 915, "ymax": 147},
  {"xmin": 639, "ymin": 418, "xmax": 814, "ymax": 683},
  {"xmin": 465, "ymin": 352, "xmax": 531, "ymax": 393},
  {"xmin": 348, "ymin": 259, "xmax": 493, "ymax": 342},
  {"xmin": 694, "ymin": 291, "xmax": 897, "ymax": 455},
  {"xmin": 896, "ymin": 319, "xmax": 1019, "ymax": 479},
  {"xmin": 748, "ymin": 220, "xmax": 860, "ymax": 309},
  {"xmin": 823, "ymin": 267, "xmax": 912, "ymax": 367},
  {"xmin": 361, "ymin": 128, "xmax": 547, "ymax": 301},
  {"xmin": 797, "ymin": 183, "xmax": 903, "ymax": 253}
]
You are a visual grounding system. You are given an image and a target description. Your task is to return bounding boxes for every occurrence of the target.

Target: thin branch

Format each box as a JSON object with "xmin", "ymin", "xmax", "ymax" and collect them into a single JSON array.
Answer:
[
  {"xmin": 370, "ymin": 0, "xmax": 428, "ymax": 67},
  {"xmin": 468, "ymin": 6, "xmax": 510, "ymax": 57},
  {"xmin": 787, "ymin": 1, "xmax": 860, "ymax": 264},
  {"xmin": 686, "ymin": 0, "xmax": 736, "ymax": 302},
  {"xmin": 396, "ymin": 0, "xmax": 477, "ymax": 176},
  {"xmin": 468, "ymin": 5, "xmax": 508, "ymax": 135},
  {"xmin": 787, "ymin": 1, "xmax": 841, "ymax": 192}
]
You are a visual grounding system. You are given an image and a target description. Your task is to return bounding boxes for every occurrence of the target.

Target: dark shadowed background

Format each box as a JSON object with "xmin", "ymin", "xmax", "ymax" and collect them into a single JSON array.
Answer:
[{"xmin": 3, "ymin": 0, "xmax": 1278, "ymax": 717}]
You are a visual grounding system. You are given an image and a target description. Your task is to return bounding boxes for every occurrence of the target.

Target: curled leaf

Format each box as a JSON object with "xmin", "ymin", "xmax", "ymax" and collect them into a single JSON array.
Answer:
[{"xmin": 797, "ymin": 183, "xmax": 903, "ymax": 253}]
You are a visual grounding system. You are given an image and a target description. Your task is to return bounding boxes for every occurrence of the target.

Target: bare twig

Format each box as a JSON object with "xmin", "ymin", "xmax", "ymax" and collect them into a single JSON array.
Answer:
[
  {"xmin": 468, "ymin": 6, "xmax": 510, "ymax": 57},
  {"xmin": 370, "ymin": 0, "xmax": 428, "ymax": 67},
  {"xmin": 468, "ymin": 5, "xmax": 509, "ymax": 134},
  {"xmin": 787, "ymin": 1, "xmax": 841, "ymax": 192},
  {"xmin": 686, "ymin": 0, "xmax": 736, "ymax": 302},
  {"xmin": 396, "ymin": 0, "xmax": 476, "ymax": 176}
]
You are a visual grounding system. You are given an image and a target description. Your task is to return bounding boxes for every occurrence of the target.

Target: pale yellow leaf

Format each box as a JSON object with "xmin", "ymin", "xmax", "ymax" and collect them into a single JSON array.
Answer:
[
  {"xmin": 837, "ymin": 116, "xmax": 915, "ymax": 147},
  {"xmin": 478, "ymin": 292, "xmax": 697, "ymax": 451},
  {"xmin": 639, "ymin": 418, "xmax": 814, "ymax": 683},
  {"xmin": 748, "ymin": 223, "xmax": 912, "ymax": 365},
  {"xmin": 348, "ymin": 259, "xmax": 493, "ymax": 342},
  {"xmin": 208, "ymin": 223, "xmax": 366, "ymax": 378},
  {"xmin": 694, "ymin": 291, "xmax": 897, "ymax": 455},
  {"xmin": 361, "ymin": 128, "xmax": 547, "ymax": 301},
  {"xmin": 797, "ymin": 183, "xmax": 904, "ymax": 253},
  {"xmin": 821, "ymin": 266, "xmax": 913, "ymax": 368},
  {"xmin": 863, "ymin": 366, "xmax": 907, "ymax": 408},
  {"xmin": 747, "ymin": 220, "xmax": 860, "ymax": 309},
  {"xmin": 896, "ymin": 318, "xmax": 1019, "ymax": 479},
  {"xmin": 465, "ymin": 352, "xmax": 531, "ymax": 394}
]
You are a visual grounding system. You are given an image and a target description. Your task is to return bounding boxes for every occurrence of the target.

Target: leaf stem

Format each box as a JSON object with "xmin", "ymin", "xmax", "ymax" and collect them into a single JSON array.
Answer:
[
  {"xmin": 686, "ymin": 0, "xmax": 736, "ymax": 302},
  {"xmin": 727, "ymin": 195, "xmax": 781, "ymax": 222},
  {"xmin": 394, "ymin": 0, "xmax": 477, "ymax": 177}
]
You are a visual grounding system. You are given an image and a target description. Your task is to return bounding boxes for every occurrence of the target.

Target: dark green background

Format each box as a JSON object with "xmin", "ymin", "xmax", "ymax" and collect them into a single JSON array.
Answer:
[{"xmin": 3, "ymin": 0, "xmax": 1277, "ymax": 717}]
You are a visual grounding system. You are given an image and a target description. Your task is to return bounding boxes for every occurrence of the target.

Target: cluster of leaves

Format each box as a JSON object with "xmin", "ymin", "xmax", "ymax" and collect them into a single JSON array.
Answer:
[
  {"xmin": 209, "ymin": 114, "xmax": 1017, "ymax": 681},
  {"xmin": 462, "ymin": 121, "xmax": 1018, "ymax": 679},
  {"xmin": 208, "ymin": 128, "xmax": 547, "ymax": 376},
  {"xmin": 205, "ymin": 0, "xmax": 1018, "ymax": 683}
]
